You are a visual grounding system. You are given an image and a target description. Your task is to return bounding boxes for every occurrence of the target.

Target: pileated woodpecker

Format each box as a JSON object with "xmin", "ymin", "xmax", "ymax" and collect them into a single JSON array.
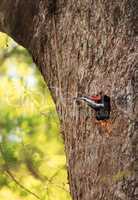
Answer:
[{"xmin": 75, "ymin": 95, "xmax": 111, "ymax": 120}]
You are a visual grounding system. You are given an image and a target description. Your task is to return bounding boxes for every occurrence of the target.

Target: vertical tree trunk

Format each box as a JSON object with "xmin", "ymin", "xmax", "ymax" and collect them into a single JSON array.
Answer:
[{"xmin": 0, "ymin": 0, "xmax": 137, "ymax": 199}]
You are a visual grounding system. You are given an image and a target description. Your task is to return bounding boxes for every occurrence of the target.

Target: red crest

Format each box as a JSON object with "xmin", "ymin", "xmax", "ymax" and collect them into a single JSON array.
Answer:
[{"xmin": 90, "ymin": 95, "xmax": 101, "ymax": 102}]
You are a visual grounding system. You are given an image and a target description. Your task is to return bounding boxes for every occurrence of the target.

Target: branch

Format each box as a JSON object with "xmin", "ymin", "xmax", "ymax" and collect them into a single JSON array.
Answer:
[
  {"xmin": 5, "ymin": 169, "xmax": 41, "ymax": 200},
  {"xmin": 0, "ymin": 143, "xmax": 41, "ymax": 200}
]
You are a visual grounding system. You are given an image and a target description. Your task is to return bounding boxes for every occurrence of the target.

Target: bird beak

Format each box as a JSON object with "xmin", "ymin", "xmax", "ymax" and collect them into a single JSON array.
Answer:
[{"xmin": 73, "ymin": 97, "xmax": 85, "ymax": 101}]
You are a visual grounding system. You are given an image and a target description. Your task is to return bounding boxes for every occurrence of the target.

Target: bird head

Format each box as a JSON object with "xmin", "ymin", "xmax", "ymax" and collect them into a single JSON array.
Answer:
[{"xmin": 90, "ymin": 95, "xmax": 102, "ymax": 102}]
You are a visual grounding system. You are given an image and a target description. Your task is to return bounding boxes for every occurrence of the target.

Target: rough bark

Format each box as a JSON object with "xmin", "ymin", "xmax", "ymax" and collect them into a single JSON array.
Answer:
[{"xmin": 0, "ymin": 0, "xmax": 138, "ymax": 200}]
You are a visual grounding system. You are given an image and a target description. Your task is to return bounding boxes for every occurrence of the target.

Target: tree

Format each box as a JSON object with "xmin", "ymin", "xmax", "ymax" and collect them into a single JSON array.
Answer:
[{"xmin": 0, "ymin": 1, "xmax": 137, "ymax": 199}]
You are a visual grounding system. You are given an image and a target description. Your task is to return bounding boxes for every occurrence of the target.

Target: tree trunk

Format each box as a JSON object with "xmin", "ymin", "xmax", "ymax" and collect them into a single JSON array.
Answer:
[{"xmin": 0, "ymin": 0, "xmax": 137, "ymax": 199}]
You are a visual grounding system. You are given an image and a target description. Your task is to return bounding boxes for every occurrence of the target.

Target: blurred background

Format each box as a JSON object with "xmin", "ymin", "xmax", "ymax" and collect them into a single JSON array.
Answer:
[{"xmin": 0, "ymin": 32, "xmax": 71, "ymax": 200}]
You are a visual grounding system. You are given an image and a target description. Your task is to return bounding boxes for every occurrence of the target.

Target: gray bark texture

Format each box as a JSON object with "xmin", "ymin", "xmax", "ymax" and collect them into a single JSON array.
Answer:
[{"xmin": 0, "ymin": 0, "xmax": 138, "ymax": 199}]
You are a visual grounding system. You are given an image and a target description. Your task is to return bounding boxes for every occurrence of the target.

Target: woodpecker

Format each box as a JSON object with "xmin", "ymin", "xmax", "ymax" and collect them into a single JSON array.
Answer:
[{"xmin": 75, "ymin": 95, "xmax": 111, "ymax": 120}]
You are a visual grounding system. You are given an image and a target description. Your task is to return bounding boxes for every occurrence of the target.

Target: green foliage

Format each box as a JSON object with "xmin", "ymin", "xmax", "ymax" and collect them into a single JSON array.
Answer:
[
  {"xmin": 0, "ymin": 175, "xmax": 8, "ymax": 188},
  {"xmin": 0, "ymin": 32, "xmax": 71, "ymax": 200}
]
